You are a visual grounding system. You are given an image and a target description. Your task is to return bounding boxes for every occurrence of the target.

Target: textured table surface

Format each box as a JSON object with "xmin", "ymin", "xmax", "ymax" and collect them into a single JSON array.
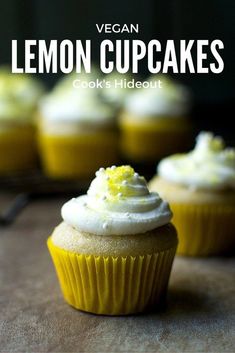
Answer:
[{"xmin": 0, "ymin": 193, "xmax": 234, "ymax": 353}]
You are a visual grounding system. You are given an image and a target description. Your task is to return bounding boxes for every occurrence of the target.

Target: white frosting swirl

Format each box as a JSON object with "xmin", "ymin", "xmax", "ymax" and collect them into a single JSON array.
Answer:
[
  {"xmin": 62, "ymin": 165, "xmax": 172, "ymax": 235},
  {"xmin": 40, "ymin": 74, "xmax": 115, "ymax": 128},
  {"xmin": 0, "ymin": 68, "xmax": 45, "ymax": 122},
  {"xmin": 124, "ymin": 75, "xmax": 190, "ymax": 118},
  {"xmin": 158, "ymin": 132, "xmax": 235, "ymax": 190},
  {"xmin": 40, "ymin": 88, "xmax": 114, "ymax": 125}
]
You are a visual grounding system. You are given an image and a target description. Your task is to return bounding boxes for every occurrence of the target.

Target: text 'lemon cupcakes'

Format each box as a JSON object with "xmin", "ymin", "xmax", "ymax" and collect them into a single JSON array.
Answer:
[
  {"xmin": 0, "ymin": 67, "xmax": 44, "ymax": 174},
  {"xmin": 149, "ymin": 132, "xmax": 235, "ymax": 256},
  {"xmin": 38, "ymin": 72, "xmax": 119, "ymax": 180},
  {"xmin": 119, "ymin": 75, "xmax": 192, "ymax": 163},
  {"xmin": 48, "ymin": 165, "xmax": 178, "ymax": 315}
]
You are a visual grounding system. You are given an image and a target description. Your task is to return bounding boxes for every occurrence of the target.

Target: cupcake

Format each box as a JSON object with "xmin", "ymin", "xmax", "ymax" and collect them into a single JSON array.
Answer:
[
  {"xmin": 47, "ymin": 165, "xmax": 178, "ymax": 315},
  {"xmin": 119, "ymin": 75, "xmax": 192, "ymax": 163},
  {"xmin": 149, "ymin": 132, "xmax": 235, "ymax": 256},
  {"xmin": 38, "ymin": 78, "xmax": 119, "ymax": 179},
  {"xmin": 0, "ymin": 68, "xmax": 45, "ymax": 174}
]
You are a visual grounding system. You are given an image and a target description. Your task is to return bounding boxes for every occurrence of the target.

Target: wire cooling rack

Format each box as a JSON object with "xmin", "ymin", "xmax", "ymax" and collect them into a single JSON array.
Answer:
[{"xmin": 0, "ymin": 169, "xmax": 90, "ymax": 226}]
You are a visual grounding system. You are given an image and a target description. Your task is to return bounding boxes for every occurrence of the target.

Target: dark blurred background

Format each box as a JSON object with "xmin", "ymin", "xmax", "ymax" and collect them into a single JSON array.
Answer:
[{"xmin": 0, "ymin": 0, "xmax": 234, "ymax": 141}]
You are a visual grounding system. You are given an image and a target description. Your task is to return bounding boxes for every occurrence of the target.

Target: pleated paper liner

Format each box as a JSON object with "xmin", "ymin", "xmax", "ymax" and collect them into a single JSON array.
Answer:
[
  {"xmin": 37, "ymin": 132, "xmax": 119, "ymax": 179},
  {"xmin": 0, "ymin": 127, "xmax": 37, "ymax": 173},
  {"xmin": 119, "ymin": 117, "xmax": 192, "ymax": 162},
  {"xmin": 171, "ymin": 203, "xmax": 235, "ymax": 256},
  {"xmin": 47, "ymin": 237, "xmax": 177, "ymax": 315}
]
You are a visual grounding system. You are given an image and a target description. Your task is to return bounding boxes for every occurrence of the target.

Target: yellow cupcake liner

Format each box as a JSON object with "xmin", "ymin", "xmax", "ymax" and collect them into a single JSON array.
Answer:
[
  {"xmin": 119, "ymin": 117, "xmax": 192, "ymax": 162},
  {"xmin": 38, "ymin": 132, "xmax": 119, "ymax": 179},
  {"xmin": 0, "ymin": 127, "xmax": 37, "ymax": 174},
  {"xmin": 171, "ymin": 203, "xmax": 235, "ymax": 256},
  {"xmin": 47, "ymin": 237, "xmax": 177, "ymax": 315}
]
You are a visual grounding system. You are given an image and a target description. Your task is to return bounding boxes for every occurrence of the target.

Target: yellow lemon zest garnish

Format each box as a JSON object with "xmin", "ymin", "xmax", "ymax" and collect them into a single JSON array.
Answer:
[{"xmin": 105, "ymin": 166, "xmax": 135, "ymax": 199}]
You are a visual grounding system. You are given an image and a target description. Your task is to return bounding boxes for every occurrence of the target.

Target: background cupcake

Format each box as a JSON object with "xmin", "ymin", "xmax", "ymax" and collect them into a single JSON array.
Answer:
[
  {"xmin": 119, "ymin": 74, "xmax": 192, "ymax": 163},
  {"xmin": 38, "ymin": 75, "xmax": 119, "ymax": 180},
  {"xmin": 0, "ymin": 67, "xmax": 45, "ymax": 174},
  {"xmin": 48, "ymin": 165, "xmax": 178, "ymax": 315},
  {"xmin": 149, "ymin": 132, "xmax": 235, "ymax": 256}
]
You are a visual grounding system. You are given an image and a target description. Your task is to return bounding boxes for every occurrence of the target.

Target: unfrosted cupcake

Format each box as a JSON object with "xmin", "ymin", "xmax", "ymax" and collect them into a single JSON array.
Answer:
[
  {"xmin": 120, "ymin": 75, "xmax": 192, "ymax": 163},
  {"xmin": 47, "ymin": 165, "xmax": 178, "ymax": 315},
  {"xmin": 38, "ymin": 80, "xmax": 119, "ymax": 179},
  {"xmin": 0, "ymin": 68, "xmax": 45, "ymax": 174},
  {"xmin": 149, "ymin": 132, "xmax": 235, "ymax": 256}
]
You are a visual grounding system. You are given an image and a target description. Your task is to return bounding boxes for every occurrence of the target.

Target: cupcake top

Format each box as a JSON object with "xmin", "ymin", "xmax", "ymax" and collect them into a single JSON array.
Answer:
[
  {"xmin": 40, "ymin": 88, "xmax": 115, "ymax": 127},
  {"xmin": 0, "ymin": 67, "xmax": 45, "ymax": 122},
  {"xmin": 102, "ymin": 72, "xmax": 134, "ymax": 109},
  {"xmin": 158, "ymin": 132, "xmax": 235, "ymax": 191},
  {"xmin": 124, "ymin": 75, "xmax": 190, "ymax": 118},
  {"xmin": 61, "ymin": 165, "xmax": 172, "ymax": 235},
  {"xmin": 40, "ymin": 74, "xmax": 116, "ymax": 128},
  {"xmin": 0, "ymin": 94, "xmax": 27, "ymax": 122}
]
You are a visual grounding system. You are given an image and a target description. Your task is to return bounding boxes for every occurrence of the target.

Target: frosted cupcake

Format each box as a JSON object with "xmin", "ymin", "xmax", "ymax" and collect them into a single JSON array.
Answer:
[
  {"xmin": 38, "ymin": 82, "xmax": 119, "ymax": 179},
  {"xmin": 48, "ymin": 165, "xmax": 178, "ymax": 315},
  {"xmin": 0, "ymin": 68, "xmax": 45, "ymax": 174},
  {"xmin": 149, "ymin": 132, "xmax": 235, "ymax": 256},
  {"xmin": 120, "ymin": 75, "xmax": 192, "ymax": 163}
]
